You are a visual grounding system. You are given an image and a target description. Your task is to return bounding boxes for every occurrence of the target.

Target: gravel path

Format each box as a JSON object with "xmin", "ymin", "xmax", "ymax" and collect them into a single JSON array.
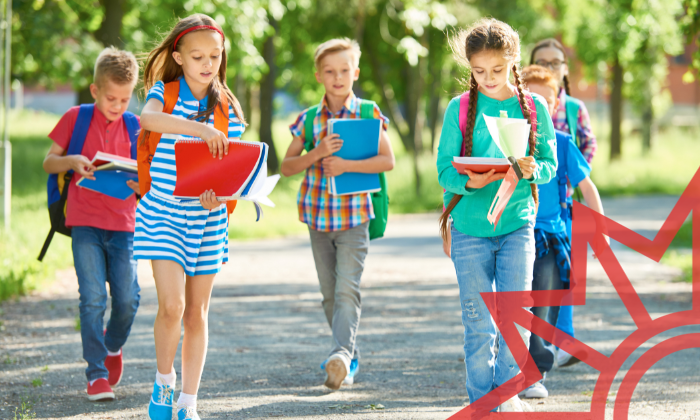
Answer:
[{"xmin": 1, "ymin": 195, "xmax": 698, "ymax": 419}]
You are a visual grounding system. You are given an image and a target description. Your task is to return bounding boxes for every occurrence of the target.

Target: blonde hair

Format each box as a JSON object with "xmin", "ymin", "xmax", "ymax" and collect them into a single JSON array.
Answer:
[
  {"xmin": 521, "ymin": 65, "xmax": 559, "ymax": 97},
  {"xmin": 314, "ymin": 38, "xmax": 361, "ymax": 69},
  {"xmin": 94, "ymin": 47, "xmax": 139, "ymax": 87}
]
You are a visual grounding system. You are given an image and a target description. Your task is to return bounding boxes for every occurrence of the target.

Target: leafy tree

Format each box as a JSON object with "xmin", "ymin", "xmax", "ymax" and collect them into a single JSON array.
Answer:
[
  {"xmin": 562, "ymin": 0, "xmax": 683, "ymax": 159},
  {"xmin": 679, "ymin": 0, "xmax": 700, "ymax": 74}
]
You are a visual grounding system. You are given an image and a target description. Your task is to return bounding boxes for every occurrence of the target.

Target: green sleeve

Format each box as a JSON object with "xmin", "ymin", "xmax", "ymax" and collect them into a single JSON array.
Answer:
[
  {"xmin": 526, "ymin": 94, "xmax": 557, "ymax": 185},
  {"xmin": 437, "ymin": 97, "xmax": 475, "ymax": 195}
]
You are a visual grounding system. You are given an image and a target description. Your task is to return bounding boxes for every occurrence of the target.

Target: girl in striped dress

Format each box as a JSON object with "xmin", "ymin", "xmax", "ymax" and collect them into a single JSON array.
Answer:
[{"xmin": 135, "ymin": 14, "xmax": 246, "ymax": 420}]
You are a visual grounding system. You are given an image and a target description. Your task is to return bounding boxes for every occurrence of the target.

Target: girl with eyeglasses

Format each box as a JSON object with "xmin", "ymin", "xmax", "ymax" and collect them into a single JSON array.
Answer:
[
  {"xmin": 530, "ymin": 39, "xmax": 599, "ymax": 371},
  {"xmin": 530, "ymin": 39, "xmax": 597, "ymax": 164}
]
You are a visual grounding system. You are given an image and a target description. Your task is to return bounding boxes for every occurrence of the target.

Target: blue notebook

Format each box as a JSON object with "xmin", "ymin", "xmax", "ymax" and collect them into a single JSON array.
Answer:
[
  {"xmin": 76, "ymin": 169, "xmax": 138, "ymax": 200},
  {"xmin": 327, "ymin": 118, "xmax": 382, "ymax": 196}
]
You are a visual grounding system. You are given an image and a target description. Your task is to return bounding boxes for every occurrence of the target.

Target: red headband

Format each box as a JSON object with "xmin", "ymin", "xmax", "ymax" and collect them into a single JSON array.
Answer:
[{"xmin": 173, "ymin": 25, "xmax": 224, "ymax": 50}]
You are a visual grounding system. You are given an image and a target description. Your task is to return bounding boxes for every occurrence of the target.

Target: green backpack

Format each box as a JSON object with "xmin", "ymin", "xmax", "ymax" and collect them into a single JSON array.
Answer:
[
  {"xmin": 303, "ymin": 99, "xmax": 389, "ymax": 240},
  {"xmin": 564, "ymin": 94, "xmax": 582, "ymax": 148}
]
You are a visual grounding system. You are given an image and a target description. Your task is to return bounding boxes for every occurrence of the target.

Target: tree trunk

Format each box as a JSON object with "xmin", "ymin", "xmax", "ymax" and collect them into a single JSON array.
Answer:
[
  {"xmin": 77, "ymin": 86, "xmax": 93, "ymax": 105},
  {"xmin": 76, "ymin": 0, "xmax": 125, "ymax": 106},
  {"xmin": 245, "ymin": 85, "xmax": 252, "ymax": 127},
  {"xmin": 426, "ymin": 30, "xmax": 444, "ymax": 154},
  {"xmin": 641, "ymin": 104, "xmax": 654, "ymax": 154},
  {"xmin": 609, "ymin": 58, "xmax": 623, "ymax": 160},
  {"xmin": 355, "ymin": 0, "xmax": 366, "ymax": 45},
  {"xmin": 404, "ymin": 52, "xmax": 427, "ymax": 195},
  {"xmin": 259, "ymin": 16, "xmax": 279, "ymax": 173},
  {"xmin": 364, "ymin": 41, "xmax": 410, "ymax": 146},
  {"xmin": 95, "ymin": 0, "xmax": 126, "ymax": 48}
]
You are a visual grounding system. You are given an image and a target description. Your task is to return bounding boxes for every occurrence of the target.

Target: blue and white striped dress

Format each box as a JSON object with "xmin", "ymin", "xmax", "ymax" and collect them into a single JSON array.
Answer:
[{"xmin": 134, "ymin": 77, "xmax": 245, "ymax": 276}]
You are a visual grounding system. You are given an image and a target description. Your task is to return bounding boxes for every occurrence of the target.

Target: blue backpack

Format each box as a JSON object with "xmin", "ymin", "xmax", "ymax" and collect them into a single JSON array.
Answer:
[
  {"xmin": 554, "ymin": 130, "xmax": 573, "ymax": 235},
  {"xmin": 38, "ymin": 104, "xmax": 140, "ymax": 261}
]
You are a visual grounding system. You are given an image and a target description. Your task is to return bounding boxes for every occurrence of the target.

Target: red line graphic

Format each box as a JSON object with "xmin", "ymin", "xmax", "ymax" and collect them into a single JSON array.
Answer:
[{"xmin": 447, "ymin": 168, "xmax": 700, "ymax": 419}]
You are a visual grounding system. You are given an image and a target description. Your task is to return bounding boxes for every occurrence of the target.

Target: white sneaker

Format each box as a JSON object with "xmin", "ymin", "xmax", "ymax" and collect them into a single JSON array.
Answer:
[
  {"xmin": 499, "ymin": 395, "xmax": 534, "ymax": 412},
  {"xmin": 324, "ymin": 354, "xmax": 349, "ymax": 390},
  {"xmin": 557, "ymin": 348, "xmax": 581, "ymax": 368},
  {"xmin": 518, "ymin": 381, "xmax": 549, "ymax": 399}
]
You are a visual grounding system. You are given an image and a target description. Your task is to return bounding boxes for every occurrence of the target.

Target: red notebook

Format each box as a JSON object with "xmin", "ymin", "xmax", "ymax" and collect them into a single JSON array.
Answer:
[
  {"xmin": 173, "ymin": 140, "xmax": 263, "ymax": 199},
  {"xmin": 452, "ymin": 161, "xmax": 510, "ymax": 174}
]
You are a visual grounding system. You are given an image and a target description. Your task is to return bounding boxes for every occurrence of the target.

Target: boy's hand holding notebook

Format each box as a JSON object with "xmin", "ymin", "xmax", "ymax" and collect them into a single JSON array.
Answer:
[
  {"xmin": 76, "ymin": 152, "xmax": 139, "ymax": 200},
  {"xmin": 326, "ymin": 118, "xmax": 382, "ymax": 196},
  {"xmin": 172, "ymin": 138, "xmax": 279, "ymax": 220}
]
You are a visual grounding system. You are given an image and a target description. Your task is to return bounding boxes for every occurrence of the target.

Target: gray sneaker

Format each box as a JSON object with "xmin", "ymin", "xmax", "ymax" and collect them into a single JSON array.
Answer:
[
  {"xmin": 499, "ymin": 395, "xmax": 534, "ymax": 412},
  {"xmin": 518, "ymin": 380, "xmax": 549, "ymax": 399}
]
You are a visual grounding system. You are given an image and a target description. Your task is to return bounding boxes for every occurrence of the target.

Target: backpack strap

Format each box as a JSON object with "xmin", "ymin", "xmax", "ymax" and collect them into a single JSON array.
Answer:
[
  {"xmin": 359, "ymin": 99, "xmax": 376, "ymax": 119},
  {"xmin": 122, "ymin": 111, "xmax": 140, "ymax": 160},
  {"xmin": 459, "ymin": 92, "xmax": 470, "ymax": 157},
  {"xmin": 66, "ymin": 104, "xmax": 94, "ymax": 159},
  {"xmin": 565, "ymin": 95, "xmax": 580, "ymax": 146},
  {"xmin": 303, "ymin": 105, "xmax": 319, "ymax": 152},
  {"xmin": 556, "ymin": 132, "xmax": 570, "ymax": 222},
  {"xmin": 137, "ymin": 80, "xmax": 180, "ymax": 197}
]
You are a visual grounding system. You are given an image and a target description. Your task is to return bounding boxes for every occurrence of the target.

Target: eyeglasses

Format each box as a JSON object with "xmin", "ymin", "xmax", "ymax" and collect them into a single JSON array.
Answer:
[{"xmin": 535, "ymin": 59, "xmax": 565, "ymax": 70}]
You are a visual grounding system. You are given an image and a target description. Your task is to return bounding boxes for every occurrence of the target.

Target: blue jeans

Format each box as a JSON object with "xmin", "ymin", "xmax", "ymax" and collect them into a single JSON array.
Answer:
[
  {"xmin": 72, "ymin": 226, "xmax": 140, "ymax": 382},
  {"xmin": 528, "ymin": 250, "xmax": 563, "ymax": 374},
  {"xmin": 450, "ymin": 221, "xmax": 535, "ymax": 410}
]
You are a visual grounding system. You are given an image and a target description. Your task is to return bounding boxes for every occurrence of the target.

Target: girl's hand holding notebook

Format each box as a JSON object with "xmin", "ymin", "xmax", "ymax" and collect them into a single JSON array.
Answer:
[{"xmin": 199, "ymin": 124, "xmax": 230, "ymax": 159}]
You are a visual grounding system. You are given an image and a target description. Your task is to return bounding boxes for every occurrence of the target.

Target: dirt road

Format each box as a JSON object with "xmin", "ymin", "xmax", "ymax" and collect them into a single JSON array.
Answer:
[{"xmin": 1, "ymin": 195, "xmax": 698, "ymax": 419}]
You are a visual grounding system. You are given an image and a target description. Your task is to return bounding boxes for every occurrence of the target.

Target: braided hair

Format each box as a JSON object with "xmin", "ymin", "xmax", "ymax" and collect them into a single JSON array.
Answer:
[
  {"xmin": 440, "ymin": 18, "xmax": 537, "ymax": 242},
  {"xmin": 512, "ymin": 64, "xmax": 539, "ymax": 206},
  {"xmin": 530, "ymin": 38, "xmax": 570, "ymax": 96}
]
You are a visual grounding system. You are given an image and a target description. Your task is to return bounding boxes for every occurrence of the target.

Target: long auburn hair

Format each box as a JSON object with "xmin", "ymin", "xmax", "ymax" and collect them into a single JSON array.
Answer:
[
  {"xmin": 142, "ymin": 14, "xmax": 246, "ymax": 126},
  {"xmin": 440, "ymin": 18, "xmax": 538, "ymax": 242},
  {"xmin": 530, "ymin": 38, "xmax": 570, "ymax": 96}
]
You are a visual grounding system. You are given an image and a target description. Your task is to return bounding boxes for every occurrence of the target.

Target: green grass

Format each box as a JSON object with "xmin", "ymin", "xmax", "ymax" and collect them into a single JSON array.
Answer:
[
  {"xmin": 660, "ymin": 221, "xmax": 694, "ymax": 283},
  {"xmin": 0, "ymin": 110, "xmax": 73, "ymax": 301},
  {"xmin": 2, "ymin": 110, "xmax": 699, "ymax": 299},
  {"xmin": 590, "ymin": 126, "xmax": 700, "ymax": 196},
  {"xmin": 13, "ymin": 399, "xmax": 36, "ymax": 420}
]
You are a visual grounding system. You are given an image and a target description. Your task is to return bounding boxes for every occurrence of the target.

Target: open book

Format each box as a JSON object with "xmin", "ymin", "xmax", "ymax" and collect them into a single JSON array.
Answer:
[
  {"xmin": 451, "ymin": 112, "xmax": 531, "ymax": 174},
  {"xmin": 76, "ymin": 152, "xmax": 138, "ymax": 200}
]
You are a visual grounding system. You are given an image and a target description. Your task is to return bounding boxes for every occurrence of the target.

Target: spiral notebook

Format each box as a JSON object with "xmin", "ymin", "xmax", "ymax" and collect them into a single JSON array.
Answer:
[{"xmin": 172, "ymin": 139, "xmax": 268, "ymax": 199}]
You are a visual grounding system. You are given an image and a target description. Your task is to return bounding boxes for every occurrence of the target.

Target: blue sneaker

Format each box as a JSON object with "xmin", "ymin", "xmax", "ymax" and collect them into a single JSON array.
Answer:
[
  {"xmin": 321, "ymin": 357, "xmax": 359, "ymax": 385},
  {"xmin": 345, "ymin": 358, "xmax": 359, "ymax": 385},
  {"xmin": 148, "ymin": 380, "xmax": 174, "ymax": 420},
  {"xmin": 178, "ymin": 406, "xmax": 201, "ymax": 420}
]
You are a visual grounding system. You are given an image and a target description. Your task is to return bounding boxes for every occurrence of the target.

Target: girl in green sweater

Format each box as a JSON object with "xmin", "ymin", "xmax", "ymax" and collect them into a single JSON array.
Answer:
[{"xmin": 437, "ymin": 18, "xmax": 557, "ymax": 415}]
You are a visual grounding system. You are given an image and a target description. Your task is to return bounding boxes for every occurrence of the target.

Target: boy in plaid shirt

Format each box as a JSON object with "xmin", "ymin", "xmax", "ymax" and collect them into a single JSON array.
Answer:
[{"xmin": 281, "ymin": 38, "xmax": 395, "ymax": 390}]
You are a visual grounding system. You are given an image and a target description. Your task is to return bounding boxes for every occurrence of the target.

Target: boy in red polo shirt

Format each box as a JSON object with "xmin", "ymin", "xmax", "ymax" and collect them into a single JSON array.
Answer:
[{"xmin": 42, "ymin": 47, "xmax": 141, "ymax": 401}]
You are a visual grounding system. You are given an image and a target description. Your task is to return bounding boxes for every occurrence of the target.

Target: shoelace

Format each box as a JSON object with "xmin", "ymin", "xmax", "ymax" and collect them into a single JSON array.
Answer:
[
  {"xmin": 178, "ymin": 405, "xmax": 196, "ymax": 419},
  {"xmin": 156, "ymin": 384, "xmax": 173, "ymax": 405}
]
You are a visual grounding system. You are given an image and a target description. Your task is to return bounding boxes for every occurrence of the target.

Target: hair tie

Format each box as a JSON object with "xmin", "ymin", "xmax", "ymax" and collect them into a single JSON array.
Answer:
[{"xmin": 173, "ymin": 25, "xmax": 224, "ymax": 50}]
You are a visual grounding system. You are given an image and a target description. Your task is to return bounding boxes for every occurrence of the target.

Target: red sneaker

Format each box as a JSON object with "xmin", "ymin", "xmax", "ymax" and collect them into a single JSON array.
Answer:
[
  {"xmin": 87, "ymin": 378, "xmax": 115, "ymax": 401},
  {"xmin": 104, "ymin": 350, "xmax": 123, "ymax": 387}
]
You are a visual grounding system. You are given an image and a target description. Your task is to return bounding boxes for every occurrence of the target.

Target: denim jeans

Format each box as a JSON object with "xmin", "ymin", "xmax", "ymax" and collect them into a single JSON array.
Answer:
[
  {"xmin": 72, "ymin": 226, "xmax": 140, "ymax": 381},
  {"xmin": 450, "ymin": 221, "xmax": 535, "ymax": 409},
  {"xmin": 308, "ymin": 222, "xmax": 369, "ymax": 362},
  {"xmin": 527, "ymin": 250, "xmax": 565, "ymax": 374}
]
